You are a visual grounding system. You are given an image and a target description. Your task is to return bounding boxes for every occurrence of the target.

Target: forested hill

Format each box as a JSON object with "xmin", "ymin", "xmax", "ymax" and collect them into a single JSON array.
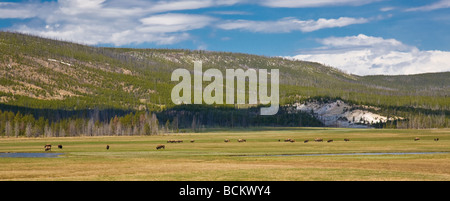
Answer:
[{"xmin": 0, "ymin": 31, "xmax": 449, "ymax": 133}]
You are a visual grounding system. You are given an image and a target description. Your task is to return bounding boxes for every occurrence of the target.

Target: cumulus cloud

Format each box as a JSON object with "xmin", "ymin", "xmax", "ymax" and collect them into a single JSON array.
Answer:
[
  {"xmin": 1, "ymin": 0, "xmax": 376, "ymax": 46},
  {"xmin": 1, "ymin": 0, "xmax": 226, "ymax": 46},
  {"xmin": 288, "ymin": 34, "xmax": 450, "ymax": 75},
  {"xmin": 217, "ymin": 17, "xmax": 369, "ymax": 33}
]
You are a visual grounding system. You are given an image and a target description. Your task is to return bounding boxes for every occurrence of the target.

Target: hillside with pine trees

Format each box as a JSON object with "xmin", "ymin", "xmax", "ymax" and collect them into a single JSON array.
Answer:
[{"xmin": 0, "ymin": 31, "xmax": 448, "ymax": 137}]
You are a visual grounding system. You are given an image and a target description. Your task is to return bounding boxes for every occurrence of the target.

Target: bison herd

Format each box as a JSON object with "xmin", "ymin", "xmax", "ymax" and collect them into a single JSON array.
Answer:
[
  {"xmin": 44, "ymin": 144, "xmax": 63, "ymax": 151},
  {"xmin": 42, "ymin": 136, "xmax": 440, "ymax": 151}
]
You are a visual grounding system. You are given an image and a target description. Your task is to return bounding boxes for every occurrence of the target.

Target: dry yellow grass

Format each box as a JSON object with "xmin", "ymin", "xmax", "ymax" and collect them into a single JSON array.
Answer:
[{"xmin": 1, "ymin": 128, "xmax": 450, "ymax": 181}]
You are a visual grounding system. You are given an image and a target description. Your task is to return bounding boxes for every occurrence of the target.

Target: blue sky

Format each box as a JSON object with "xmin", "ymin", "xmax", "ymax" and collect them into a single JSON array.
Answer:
[{"xmin": 1, "ymin": 0, "xmax": 450, "ymax": 75}]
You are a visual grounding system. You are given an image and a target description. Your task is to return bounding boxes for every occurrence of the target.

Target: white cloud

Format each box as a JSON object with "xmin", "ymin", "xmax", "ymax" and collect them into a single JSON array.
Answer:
[
  {"xmin": 380, "ymin": 7, "xmax": 395, "ymax": 12},
  {"xmin": 0, "ymin": 0, "xmax": 383, "ymax": 46},
  {"xmin": 0, "ymin": 2, "xmax": 51, "ymax": 19},
  {"xmin": 405, "ymin": 0, "xmax": 450, "ymax": 12},
  {"xmin": 217, "ymin": 17, "xmax": 369, "ymax": 33},
  {"xmin": 259, "ymin": 0, "xmax": 379, "ymax": 8},
  {"xmin": 2, "ymin": 0, "xmax": 224, "ymax": 46},
  {"xmin": 139, "ymin": 13, "xmax": 216, "ymax": 33},
  {"xmin": 288, "ymin": 34, "xmax": 450, "ymax": 75}
]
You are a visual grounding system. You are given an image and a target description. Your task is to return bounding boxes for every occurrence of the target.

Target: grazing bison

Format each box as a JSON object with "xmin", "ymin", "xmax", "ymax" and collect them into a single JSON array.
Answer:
[
  {"xmin": 304, "ymin": 140, "xmax": 309, "ymax": 143},
  {"xmin": 414, "ymin": 137, "xmax": 420, "ymax": 141},
  {"xmin": 168, "ymin": 140, "xmax": 183, "ymax": 143},
  {"xmin": 314, "ymin": 138, "xmax": 323, "ymax": 142},
  {"xmin": 156, "ymin": 144, "xmax": 165, "ymax": 150},
  {"xmin": 434, "ymin": 138, "xmax": 440, "ymax": 141},
  {"xmin": 190, "ymin": 139, "xmax": 195, "ymax": 143},
  {"xmin": 238, "ymin": 139, "xmax": 246, "ymax": 142},
  {"xmin": 224, "ymin": 139, "xmax": 230, "ymax": 143},
  {"xmin": 44, "ymin": 144, "xmax": 52, "ymax": 151},
  {"xmin": 58, "ymin": 144, "xmax": 63, "ymax": 149},
  {"xmin": 284, "ymin": 138, "xmax": 295, "ymax": 142},
  {"xmin": 327, "ymin": 139, "xmax": 333, "ymax": 143},
  {"xmin": 344, "ymin": 138, "xmax": 350, "ymax": 142},
  {"xmin": 106, "ymin": 145, "xmax": 110, "ymax": 150}
]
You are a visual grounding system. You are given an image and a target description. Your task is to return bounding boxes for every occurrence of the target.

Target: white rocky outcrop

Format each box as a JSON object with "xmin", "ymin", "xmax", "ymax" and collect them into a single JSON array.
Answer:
[{"xmin": 295, "ymin": 100, "xmax": 396, "ymax": 128}]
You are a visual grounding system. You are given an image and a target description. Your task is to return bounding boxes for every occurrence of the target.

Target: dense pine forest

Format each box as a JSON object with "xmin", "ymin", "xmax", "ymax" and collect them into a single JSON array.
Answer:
[{"xmin": 0, "ymin": 31, "xmax": 448, "ymax": 137}]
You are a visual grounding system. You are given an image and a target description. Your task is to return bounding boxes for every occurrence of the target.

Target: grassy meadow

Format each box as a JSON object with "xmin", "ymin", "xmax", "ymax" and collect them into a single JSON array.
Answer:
[{"xmin": 1, "ymin": 127, "xmax": 450, "ymax": 181}]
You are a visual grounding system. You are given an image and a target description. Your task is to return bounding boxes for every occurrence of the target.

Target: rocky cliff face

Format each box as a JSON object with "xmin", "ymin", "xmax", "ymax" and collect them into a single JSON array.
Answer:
[{"xmin": 294, "ymin": 100, "xmax": 398, "ymax": 128}]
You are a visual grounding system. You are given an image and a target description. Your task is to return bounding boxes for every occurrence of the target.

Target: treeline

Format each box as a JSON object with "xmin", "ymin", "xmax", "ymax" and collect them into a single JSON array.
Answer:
[
  {"xmin": 0, "ymin": 105, "xmax": 323, "ymax": 137},
  {"xmin": 372, "ymin": 111, "xmax": 448, "ymax": 129},
  {"xmin": 157, "ymin": 105, "xmax": 324, "ymax": 131},
  {"xmin": 0, "ymin": 109, "xmax": 160, "ymax": 137}
]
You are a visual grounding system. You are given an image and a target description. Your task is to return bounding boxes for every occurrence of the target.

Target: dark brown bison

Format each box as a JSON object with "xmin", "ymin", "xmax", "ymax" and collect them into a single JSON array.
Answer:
[
  {"xmin": 190, "ymin": 139, "xmax": 195, "ymax": 143},
  {"xmin": 58, "ymin": 144, "xmax": 63, "ymax": 149},
  {"xmin": 314, "ymin": 138, "xmax": 323, "ymax": 142},
  {"xmin": 284, "ymin": 138, "xmax": 295, "ymax": 142},
  {"xmin": 344, "ymin": 138, "xmax": 350, "ymax": 142},
  {"xmin": 224, "ymin": 139, "xmax": 230, "ymax": 143},
  {"xmin": 414, "ymin": 137, "xmax": 420, "ymax": 141},
  {"xmin": 327, "ymin": 139, "xmax": 333, "ymax": 143},
  {"xmin": 238, "ymin": 139, "xmax": 246, "ymax": 142},
  {"xmin": 434, "ymin": 138, "xmax": 440, "ymax": 141},
  {"xmin": 106, "ymin": 145, "xmax": 110, "ymax": 150},
  {"xmin": 44, "ymin": 144, "xmax": 52, "ymax": 151},
  {"xmin": 304, "ymin": 140, "xmax": 309, "ymax": 143},
  {"xmin": 156, "ymin": 144, "xmax": 165, "ymax": 150}
]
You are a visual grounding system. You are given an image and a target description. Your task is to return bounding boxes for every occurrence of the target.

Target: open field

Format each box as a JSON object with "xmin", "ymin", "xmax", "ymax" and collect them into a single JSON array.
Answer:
[{"xmin": 1, "ymin": 127, "xmax": 450, "ymax": 181}]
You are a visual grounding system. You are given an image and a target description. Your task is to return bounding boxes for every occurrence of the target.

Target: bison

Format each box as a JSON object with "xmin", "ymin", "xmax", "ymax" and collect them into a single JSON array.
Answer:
[
  {"xmin": 414, "ymin": 137, "xmax": 420, "ymax": 141},
  {"xmin": 434, "ymin": 138, "xmax": 440, "ymax": 141},
  {"xmin": 58, "ymin": 144, "xmax": 63, "ymax": 149},
  {"xmin": 156, "ymin": 144, "xmax": 165, "ymax": 150},
  {"xmin": 314, "ymin": 138, "xmax": 323, "ymax": 142},
  {"xmin": 344, "ymin": 138, "xmax": 350, "ymax": 142},
  {"xmin": 327, "ymin": 139, "xmax": 333, "ymax": 143},
  {"xmin": 44, "ymin": 144, "xmax": 52, "ymax": 151},
  {"xmin": 224, "ymin": 139, "xmax": 230, "ymax": 143},
  {"xmin": 304, "ymin": 140, "xmax": 309, "ymax": 143},
  {"xmin": 238, "ymin": 139, "xmax": 246, "ymax": 142},
  {"xmin": 190, "ymin": 139, "xmax": 195, "ymax": 143},
  {"xmin": 168, "ymin": 140, "xmax": 183, "ymax": 143},
  {"xmin": 284, "ymin": 138, "xmax": 295, "ymax": 142},
  {"xmin": 106, "ymin": 145, "xmax": 110, "ymax": 150}
]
